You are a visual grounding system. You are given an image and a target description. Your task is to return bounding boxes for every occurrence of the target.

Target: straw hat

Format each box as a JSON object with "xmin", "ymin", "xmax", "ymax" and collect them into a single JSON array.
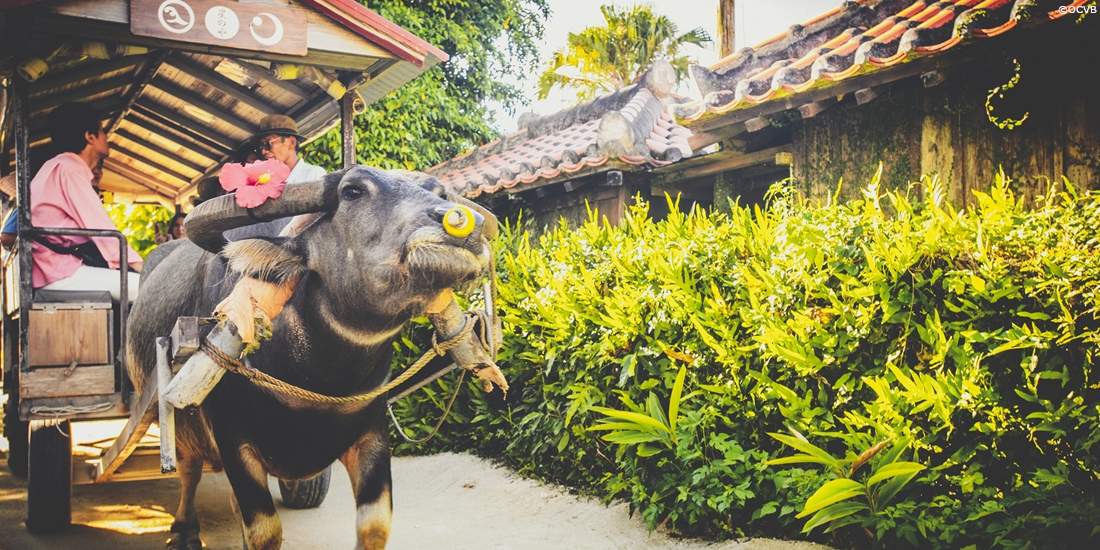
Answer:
[{"xmin": 254, "ymin": 114, "xmax": 303, "ymax": 142}]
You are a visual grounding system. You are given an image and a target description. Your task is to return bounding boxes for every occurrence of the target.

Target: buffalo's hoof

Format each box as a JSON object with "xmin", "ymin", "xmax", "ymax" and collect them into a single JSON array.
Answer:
[{"xmin": 166, "ymin": 530, "xmax": 203, "ymax": 550}]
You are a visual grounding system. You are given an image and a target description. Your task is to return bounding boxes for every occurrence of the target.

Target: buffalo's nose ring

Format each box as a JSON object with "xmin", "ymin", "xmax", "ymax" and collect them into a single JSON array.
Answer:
[{"xmin": 443, "ymin": 205, "xmax": 476, "ymax": 238}]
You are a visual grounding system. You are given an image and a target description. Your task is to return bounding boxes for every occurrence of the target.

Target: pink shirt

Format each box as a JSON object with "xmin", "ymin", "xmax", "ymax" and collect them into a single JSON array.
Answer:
[{"xmin": 30, "ymin": 152, "xmax": 141, "ymax": 287}]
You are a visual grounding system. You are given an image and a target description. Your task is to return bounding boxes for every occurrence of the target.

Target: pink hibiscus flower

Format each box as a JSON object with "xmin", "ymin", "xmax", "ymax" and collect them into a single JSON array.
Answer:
[{"xmin": 219, "ymin": 159, "xmax": 291, "ymax": 208}]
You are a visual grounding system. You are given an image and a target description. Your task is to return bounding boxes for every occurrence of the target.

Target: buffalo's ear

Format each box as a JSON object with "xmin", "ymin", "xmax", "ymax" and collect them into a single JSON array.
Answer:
[
  {"xmin": 223, "ymin": 237, "xmax": 306, "ymax": 285},
  {"xmin": 406, "ymin": 171, "xmax": 445, "ymax": 197},
  {"xmin": 419, "ymin": 176, "xmax": 445, "ymax": 197}
]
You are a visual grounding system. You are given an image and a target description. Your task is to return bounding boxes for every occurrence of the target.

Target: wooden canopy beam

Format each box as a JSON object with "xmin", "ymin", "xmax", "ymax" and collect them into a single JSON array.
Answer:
[
  {"xmin": 30, "ymin": 74, "xmax": 133, "ymax": 114},
  {"xmin": 109, "ymin": 143, "xmax": 194, "ymax": 184},
  {"xmin": 222, "ymin": 58, "xmax": 310, "ymax": 101},
  {"xmin": 127, "ymin": 106, "xmax": 234, "ymax": 156},
  {"xmin": 113, "ymin": 129, "xmax": 209, "ymax": 173},
  {"xmin": 28, "ymin": 54, "xmax": 149, "ymax": 95},
  {"xmin": 132, "ymin": 102, "xmax": 238, "ymax": 151},
  {"xmin": 103, "ymin": 157, "xmax": 179, "ymax": 197},
  {"xmin": 121, "ymin": 115, "xmax": 225, "ymax": 160},
  {"xmin": 165, "ymin": 56, "xmax": 277, "ymax": 116},
  {"xmin": 106, "ymin": 50, "xmax": 171, "ymax": 135},
  {"xmin": 147, "ymin": 78, "xmax": 256, "ymax": 135}
]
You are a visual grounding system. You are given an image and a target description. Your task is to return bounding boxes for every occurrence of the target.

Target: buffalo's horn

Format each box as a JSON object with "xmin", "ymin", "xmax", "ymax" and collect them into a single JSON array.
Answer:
[
  {"xmin": 446, "ymin": 193, "xmax": 498, "ymax": 241},
  {"xmin": 185, "ymin": 169, "xmax": 347, "ymax": 253}
]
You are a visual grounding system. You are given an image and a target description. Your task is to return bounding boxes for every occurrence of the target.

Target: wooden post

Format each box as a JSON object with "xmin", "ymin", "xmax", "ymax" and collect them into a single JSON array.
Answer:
[
  {"xmin": 155, "ymin": 337, "xmax": 177, "ymax": 474},
  {"xmin": 341, "ymin": 92, "xmax": 356, "ymax": 168},
  {"xmin": 14, "ymin": 79, "xmax": 32, "ymax": 380},
  {"xmin": 719, "ymin": 0, "xmax": 736, "ymax": 58}
]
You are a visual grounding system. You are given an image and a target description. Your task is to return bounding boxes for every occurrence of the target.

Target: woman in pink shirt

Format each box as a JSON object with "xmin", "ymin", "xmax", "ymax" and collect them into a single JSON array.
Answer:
[{"xmin": 32, "ymin": 102, "xmax": 142, "ymax": 301}]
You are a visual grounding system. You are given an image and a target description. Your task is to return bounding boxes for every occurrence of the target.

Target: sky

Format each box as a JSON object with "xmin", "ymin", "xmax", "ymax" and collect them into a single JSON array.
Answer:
[{"xmin": 491, "ymin": 0, "xmax": 840, "ymax": 133}]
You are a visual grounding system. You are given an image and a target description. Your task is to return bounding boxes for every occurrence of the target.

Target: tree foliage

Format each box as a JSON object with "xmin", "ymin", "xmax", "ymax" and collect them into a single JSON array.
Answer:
[
  {"xmin": 105, "ymin": 203, "xmax": 173, "ymax": 258},
  {"xmin": 302, "ymin": 0, "xmax": 549, "ymax": 172},
  {"xmin": 537, "ymin": 4, "xmax": 710, "ymax": 101}
]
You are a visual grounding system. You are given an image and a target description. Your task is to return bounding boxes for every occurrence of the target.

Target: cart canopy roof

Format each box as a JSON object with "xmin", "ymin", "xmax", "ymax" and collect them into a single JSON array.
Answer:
[{"xmin": 1, "ymin": 0, "xmax": 447, "ymax": 207}]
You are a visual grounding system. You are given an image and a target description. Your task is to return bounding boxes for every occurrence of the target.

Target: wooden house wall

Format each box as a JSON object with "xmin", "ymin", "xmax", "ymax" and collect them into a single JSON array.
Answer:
[
  {"xmin": 790, "ymin": 49, "xmax": 1099, "ymax": 207},
  {"xmin": 527, "ymin": 184, "xmax": 632, "ymax": 231}
]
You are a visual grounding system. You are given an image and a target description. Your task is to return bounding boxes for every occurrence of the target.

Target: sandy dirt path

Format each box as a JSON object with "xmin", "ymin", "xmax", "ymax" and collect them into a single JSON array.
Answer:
[{"xmin": 2, "ymin": 439, "xmax": 832, "ymax": 550}]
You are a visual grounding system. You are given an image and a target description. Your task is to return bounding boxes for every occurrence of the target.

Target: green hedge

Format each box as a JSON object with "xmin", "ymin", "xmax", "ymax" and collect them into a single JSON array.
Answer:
[{"xmin": 389, "ymin": 172, "xmax": 1100, "ymax": 549}]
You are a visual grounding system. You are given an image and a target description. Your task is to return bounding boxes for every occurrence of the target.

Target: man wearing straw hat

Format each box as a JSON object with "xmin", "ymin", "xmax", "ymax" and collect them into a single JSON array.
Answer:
[
  {"xmin": 224, "ymin": 114, "xmax": 327, "ymax": 240},
  {"xmin": 254, "ymin": 114, "xmax": 326, "ymax": 185}
]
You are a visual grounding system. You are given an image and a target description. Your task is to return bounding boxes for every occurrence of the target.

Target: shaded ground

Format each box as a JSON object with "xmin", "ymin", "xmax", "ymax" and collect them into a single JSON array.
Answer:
[{"xmin": 1, "ymin": 431, "xmax": 833, "ymax": 550}]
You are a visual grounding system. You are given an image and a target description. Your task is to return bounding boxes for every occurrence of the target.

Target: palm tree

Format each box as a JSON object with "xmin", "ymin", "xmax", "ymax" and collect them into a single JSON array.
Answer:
[{"xmin": 537, "ymin": 4, "xmax": 711, "ymax": 101}]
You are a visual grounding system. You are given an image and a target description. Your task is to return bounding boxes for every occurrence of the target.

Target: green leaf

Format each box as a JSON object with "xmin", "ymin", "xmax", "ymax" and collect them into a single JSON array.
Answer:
[
  {"xmin": 797, "ymin": 479, "xmax": 865, "ymax": 518},
  {"xmin": 557, "ymin": 430, "xmax": 570, "ymax": 452},
  {"xmin": 823, "ymin": 514, "xmax": 865, "ymax": 533},
  {"xmin": 768, "ymin": 432, "xmax": 840, "ymax": 469},
  {"xmin": 601, "ymin": 432, "xmax": 664, "ymax": 445},
  {"xmin": 645, "ymin": 393, "xmax": 670, "ymax": 431},
  {"xmin": 801, "ymin": 501, "xmax": 869, "ymax": 533},
  {"xmin": 763, "ymin": 455, "xmax": 839, "ymax": 468},
  {"xmin": 874, "ymin": 471, "xmax": 921, "ymax": 510},
  {"xmin": 1016, "ymin": 311, "xmax": 1051, "ymax": 320},
  {"xmin": 668, "ymin": 364, "xmax": 687, "ymax": 435},
  {"xmin": 587, "ymin": 422, "xmax": 657, "ymax": 433},
  {"xmin": 587, "ymin": 407, "xmax": 670, "ymax": 434},
  {"xmin": 866, "ymin": 462, "xmax": 926, "ymax": 487}
]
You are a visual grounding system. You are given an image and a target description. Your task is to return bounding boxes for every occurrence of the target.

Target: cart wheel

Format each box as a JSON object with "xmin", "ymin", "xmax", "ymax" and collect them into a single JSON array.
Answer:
[
  {"xmin": 278, "ymin": 464, "xmax": 332, "ymax": 509},
  {"xmin": 3, "ymin": 397, "xmax": 29, "ymax": 478},
  {"xmin": 25, "ymin": 419, "xmax": 72, "ymax": 534}
]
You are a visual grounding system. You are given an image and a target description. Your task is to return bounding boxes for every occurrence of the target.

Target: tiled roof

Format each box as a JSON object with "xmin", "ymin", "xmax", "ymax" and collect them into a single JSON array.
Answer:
[
  {"xmin": 674, "ymin": 0, "xmax": 1090, "ymax": 123},
  {"xmin": 428, "ymin": 62, "xmax": 695, "ymax": 198}
]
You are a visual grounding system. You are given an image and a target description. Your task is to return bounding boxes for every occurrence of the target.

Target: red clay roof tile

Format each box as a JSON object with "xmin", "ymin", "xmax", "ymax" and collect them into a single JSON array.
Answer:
[
  {"xmin": 429, "ymin": 85, "xmax": 695, "ymax": 197},
  {"xmin": 675, "ymin": 0, "xmax": 1087, "ymax": 123}
]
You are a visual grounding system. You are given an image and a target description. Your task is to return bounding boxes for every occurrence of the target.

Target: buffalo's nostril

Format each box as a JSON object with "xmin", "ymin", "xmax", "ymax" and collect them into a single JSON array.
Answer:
[{"xmin": 442, "ymin": 205, "xmax": 480, "ymax": 238}]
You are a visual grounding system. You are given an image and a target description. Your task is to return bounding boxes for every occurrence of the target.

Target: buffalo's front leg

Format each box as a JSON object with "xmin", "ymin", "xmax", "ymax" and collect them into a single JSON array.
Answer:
[
  {"xmin": 224, "ymin": 444, "xmax": 282, "ymax": 549},
  {"xmin": 339, "ymin": 423, "xmax": 392, "ymax": 549},
  {"xmin": 167, "ymin": 457, "xmax": 204, "ymax": 550}
]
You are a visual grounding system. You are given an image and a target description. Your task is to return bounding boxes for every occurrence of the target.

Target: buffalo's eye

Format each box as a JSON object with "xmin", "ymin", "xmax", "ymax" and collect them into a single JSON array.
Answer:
[{"xmin": 342, "ymin": 186, "xmax": 366, "ymax": 201}]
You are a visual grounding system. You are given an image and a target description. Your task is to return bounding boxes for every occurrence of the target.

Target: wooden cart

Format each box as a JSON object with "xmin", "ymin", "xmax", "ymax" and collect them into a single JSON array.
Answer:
[{"xmin": 1, "ymin": 0, "xmax": 447, "ymax": 533}]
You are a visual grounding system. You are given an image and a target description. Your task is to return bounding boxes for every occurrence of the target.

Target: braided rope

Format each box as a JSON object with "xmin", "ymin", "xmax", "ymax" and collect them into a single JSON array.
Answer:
[
  {"xmin": 388, "ymin": 369, "xmax": 467, "ymax": 445},
  {"xmin": 201, "ymin": 313, "xmax": 477, "ymax": 405}
]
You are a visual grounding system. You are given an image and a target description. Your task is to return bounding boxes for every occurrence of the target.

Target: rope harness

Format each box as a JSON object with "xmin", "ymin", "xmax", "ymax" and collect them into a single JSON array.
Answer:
[{"xmin": 201, "ymin": 312, "xmax": 476, "ymax": 405}]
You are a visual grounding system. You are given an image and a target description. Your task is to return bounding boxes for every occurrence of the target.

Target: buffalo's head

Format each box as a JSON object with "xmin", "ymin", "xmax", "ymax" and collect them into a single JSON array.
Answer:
[{"xmin": 185, "ymin": 166, "xmax": 496, "ymax": 323}]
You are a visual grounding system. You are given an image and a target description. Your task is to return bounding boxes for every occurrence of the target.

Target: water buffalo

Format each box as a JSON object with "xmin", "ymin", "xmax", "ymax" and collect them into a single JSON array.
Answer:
[{"xmin": 126, "ymin": 166, "xmax": 491, "ymax": 549}]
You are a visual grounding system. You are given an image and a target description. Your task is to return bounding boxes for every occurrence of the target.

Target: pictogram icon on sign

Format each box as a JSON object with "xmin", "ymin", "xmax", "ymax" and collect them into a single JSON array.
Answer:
[
  {"xmin": 250, "ymin": 13, "xmax": 284, "ymax": 46},
  {"xmin": 205, "ymin": 6, "xmax": 240, "ymax": 40},
  {"xmin": 158, "ymin": 0, "xmax": 195, "ymax": 34}
]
